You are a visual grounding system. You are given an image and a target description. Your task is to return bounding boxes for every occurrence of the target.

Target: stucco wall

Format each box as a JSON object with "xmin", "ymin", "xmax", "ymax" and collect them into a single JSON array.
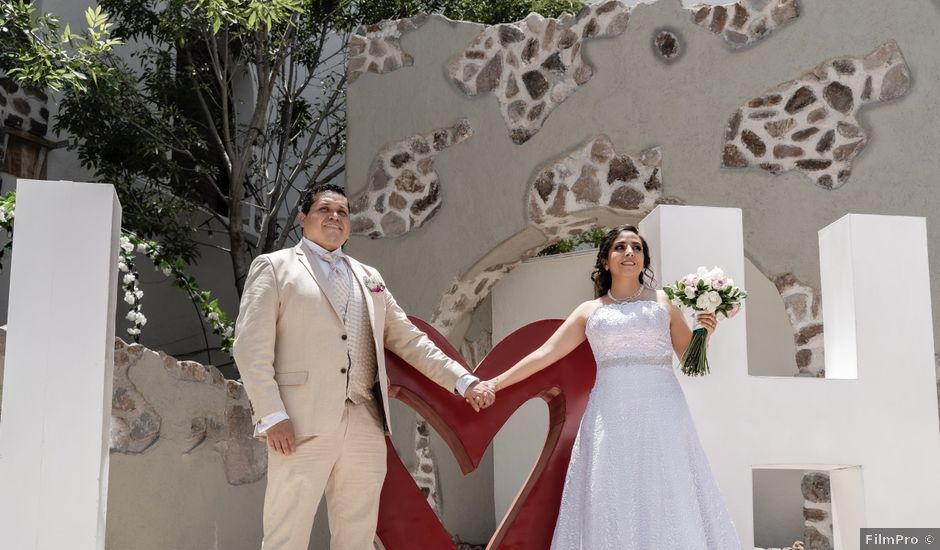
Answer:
[
  {"xmin": 0, "ymin": 328, "xmax": 269, "ymax": 550},
  {"xmin": 347, "ymin": 0, "xmax": 940, "ymax": 338},
  {"xmin": 344, "ymin": 0, "xmax": 940, "ymax": 544}
]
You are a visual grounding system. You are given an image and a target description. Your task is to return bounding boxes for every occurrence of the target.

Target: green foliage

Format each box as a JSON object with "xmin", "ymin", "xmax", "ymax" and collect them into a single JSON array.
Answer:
[
  {"xmin": 353, "ymin": 0, "xmax": 587, "ymax": 26},
  {"xmin": 0, "ymin": 192, "xmax": 233, "ymax": 352},
  {"xmin": 4, "ymin": 0, "xmax": 588, "ymax": 362},
  {"xmin": 51, "ymin": 0, "xmax": 590, "ymax": 281},
  {"xmin": 538, "ymin": 226, "xmax": 608, "ymax": 256},
  {"xmin": 442, "ymin": 0, "xmax": 587, "ymax": 25},
  {"xmin": 0, "ymin": 1, "xmax": 120, "ymax": 92}
]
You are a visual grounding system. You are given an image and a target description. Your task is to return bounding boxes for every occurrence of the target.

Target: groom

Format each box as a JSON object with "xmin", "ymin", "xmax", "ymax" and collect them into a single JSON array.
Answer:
[{"xmin": 233, "ymin": 183, "xmax": 494, "ymax": 550}]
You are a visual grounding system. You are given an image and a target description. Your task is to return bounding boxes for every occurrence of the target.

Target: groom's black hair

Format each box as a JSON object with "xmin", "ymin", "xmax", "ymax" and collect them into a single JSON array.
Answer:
[{"xmin": 300, "ymin": 183, "xmax": 347, "ymax": 214}]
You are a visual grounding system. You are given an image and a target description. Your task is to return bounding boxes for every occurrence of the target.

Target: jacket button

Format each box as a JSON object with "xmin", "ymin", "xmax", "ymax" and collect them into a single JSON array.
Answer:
[
  {"xmin": 341, "ymin": 334, "xmax": 348, "ymax": 340},
  {"xmin": 340, "ymin": 368, "xmax": 347, "ymax": 374}
]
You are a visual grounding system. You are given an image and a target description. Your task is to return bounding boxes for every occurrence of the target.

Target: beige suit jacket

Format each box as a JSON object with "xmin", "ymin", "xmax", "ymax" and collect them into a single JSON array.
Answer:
[{"xmin": 233, "ymin": 242, "xmax": 466, "ymax": 437}]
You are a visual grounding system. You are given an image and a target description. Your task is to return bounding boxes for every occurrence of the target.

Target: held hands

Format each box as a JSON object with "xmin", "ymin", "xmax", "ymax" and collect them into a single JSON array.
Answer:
[
  {"xmin": 266, "ymin": 418, "xmax": 296, "ymax": 455},
  {"xmin": 465, "ymin": 379, "xmax": 496, "ymax": 412}
]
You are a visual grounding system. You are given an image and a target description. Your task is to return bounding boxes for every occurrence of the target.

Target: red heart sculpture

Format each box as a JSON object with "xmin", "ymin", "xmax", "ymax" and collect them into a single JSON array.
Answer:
[{"xmin": 377, "ymin": 317, "xmax": 597, "ymax": 549}]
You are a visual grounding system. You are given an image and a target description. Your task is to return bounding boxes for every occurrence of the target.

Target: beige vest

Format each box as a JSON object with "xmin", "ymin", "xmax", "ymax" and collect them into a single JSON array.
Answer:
[{"xmin": 342, "ymin": 271, "xmax": 378, "ymax": 404}]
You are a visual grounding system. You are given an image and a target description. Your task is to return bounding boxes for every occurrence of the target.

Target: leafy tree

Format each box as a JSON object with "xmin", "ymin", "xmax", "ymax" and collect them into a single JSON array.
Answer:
[
  {"xmin": 3, "ymin": 0, "xmax": 585, "ymax": 361},
  {"xmin": 52, "ymin": 0, "xmax": 585, "ymax": 293},
  {"xmin": 1, "ymin": 0, "xmax": 120, "ymax": 92}
]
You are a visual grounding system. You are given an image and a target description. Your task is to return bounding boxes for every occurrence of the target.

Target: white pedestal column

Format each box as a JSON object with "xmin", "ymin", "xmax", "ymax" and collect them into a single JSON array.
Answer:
[{"xmin": 0, "ymin": 180, "xmax": 121, "ymax": 550}]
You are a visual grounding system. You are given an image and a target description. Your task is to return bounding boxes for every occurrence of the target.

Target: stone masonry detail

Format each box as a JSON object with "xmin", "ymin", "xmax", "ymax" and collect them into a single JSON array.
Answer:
[
  {"xmin": 447, "ymin": 1, "xmax": 630, "ymax": 144},
  {"xmin": 528, "ymin": 136, "xmax": 664, "ymax": 232},
  {"xmin": 774, "ymin": 273, "xmax": 825, "ymax": 377},
  {"xmin": 722, "ymin": 40, "xmax": 911, "ymax": 189},
  {"xmin": 653, "ymin": 29, "xmax": 682, "ymax": 62},
  {"xmin": 431, "ymin": 137, "xmax": 680, "ymax": 334},
  {"xmin": 160, "ymin": 349, "xmax": 267, "ymax": 485},
  {"xmin": 112, "ymin": 341, "xmax": 163, "ymax": 453},
  {"xmin": 349, "ymin": 119, "xmax": 473, "ymax": 238},
  {"xmin": 802, "ymin": 472, "xmax": 834, "ymax": 550},
  {"xmin": 0, "ymin": 329, "xmax": 266, "ymax": 486},
  {"xmin": 115, "ymin": 336, "xmax": 265, "ymax": 485},
  {"xmin": 347, "ymin": 14, "xmax": 428, "ymax": 83},
  {"xmin": 0, "ymin": 76, "xmax": 51, "ymax": 166},
  {"xmin": 690, "ymin": 0, "xmax": 799, "ymax": 49}
]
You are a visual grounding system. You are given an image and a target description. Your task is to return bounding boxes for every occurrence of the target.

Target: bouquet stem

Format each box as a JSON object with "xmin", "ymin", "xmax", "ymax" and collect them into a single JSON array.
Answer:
[{"xmin": 681, "ymin": 327, "xmax": 710, "ymax": 376}]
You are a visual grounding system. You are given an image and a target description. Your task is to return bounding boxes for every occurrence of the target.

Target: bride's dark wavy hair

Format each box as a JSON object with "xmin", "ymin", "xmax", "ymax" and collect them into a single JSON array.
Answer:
[{"xmin": 591, "ymin": 225, "xmax": 654, "ymax": 298}]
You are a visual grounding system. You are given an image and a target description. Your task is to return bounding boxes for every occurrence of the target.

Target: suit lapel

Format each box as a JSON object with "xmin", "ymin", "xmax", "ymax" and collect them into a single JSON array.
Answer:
[{"xmin": 294, "ymin": 242, "xmax": 344, "ymax": 322}]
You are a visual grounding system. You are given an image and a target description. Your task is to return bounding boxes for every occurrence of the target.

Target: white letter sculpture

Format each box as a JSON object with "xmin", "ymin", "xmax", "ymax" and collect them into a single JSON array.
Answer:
[{"xmin": 0, "ymin": 180, "xmax": 121, "ymax": 550}]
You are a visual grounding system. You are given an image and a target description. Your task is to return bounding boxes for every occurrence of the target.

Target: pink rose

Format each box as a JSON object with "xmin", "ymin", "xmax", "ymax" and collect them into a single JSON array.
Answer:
[{"xmin": 711, "ymin": 278, "xmax": 726, "ymax": 290}]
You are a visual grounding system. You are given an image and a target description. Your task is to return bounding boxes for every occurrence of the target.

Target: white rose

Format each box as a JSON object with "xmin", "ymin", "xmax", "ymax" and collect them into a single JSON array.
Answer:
[
  {"xmin": 136, "ymin": 313, "xmax": 147, "ymax": 326},
  {"xmin": 124, "ymin": 292, "xmax": 135, "ymax": 305},
  {"xmin": 162, "ymin": 267, "xmax": 172, "ymax": 276},
  {"xmin": 126, "ymin": 327, "xmax": 141, "ymax": 336},
  {"xmin": 135, "ymin": 289, "xmax": 144, "ymax": 299},
  {"xmin": 725, "ymin": 277, "xmax": 734, "ymax": 287},
  {"xmin": 707, "ymin": 267, "xmax": 724, "ymax": 279},
  {"xmin": 125, "ymin": 310, "xmax": 137, "ymax": 321},
  {"xmin": 696, "ymin": 266, "xmax": 709, "ymax": 276},
  {"xmin": 121, "ymin": 242, "xmax": 135, "ymax": 253},
  {"xmin": 118, "ymin": 262, "xmax": 129, "ymax": 272},
  {"xmin": 123, "ymin": 273, "xmax": 136, "ymax": 284},
  {"xmin": 223, "ymin": 326, "xmax": 234, "ymax": 338},
  {"xmin": 684, "ymin": 286, "xmax": 697, "ymax": 299},
  {"xmin": 136, "ymin": 243, "xmax": 150, "ymax": 254},
  {"xmin": 695, "ymin": 290, "xmax": 723, "ymax": 313},
  {"xmin": 207, "ymin": 312, "xmax": 219, "ymax": 322}
]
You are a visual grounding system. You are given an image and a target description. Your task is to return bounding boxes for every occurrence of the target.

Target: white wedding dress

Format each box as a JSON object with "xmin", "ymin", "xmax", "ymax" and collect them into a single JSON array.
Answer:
[{"xmin": 549, "ymin": 300, "xmax": 741, "ymax": 549}]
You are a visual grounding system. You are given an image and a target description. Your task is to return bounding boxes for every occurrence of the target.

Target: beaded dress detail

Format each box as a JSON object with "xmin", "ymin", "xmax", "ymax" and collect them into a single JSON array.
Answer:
[{"xmin": 549, "ymin": 301, "xmax": 741, "ymax": 550}]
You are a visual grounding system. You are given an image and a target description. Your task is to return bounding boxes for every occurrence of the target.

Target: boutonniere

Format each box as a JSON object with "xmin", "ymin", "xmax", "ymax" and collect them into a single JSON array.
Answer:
[{"xmin": 364, "ymin": 275, "xmax": 386, "ymax": 293}]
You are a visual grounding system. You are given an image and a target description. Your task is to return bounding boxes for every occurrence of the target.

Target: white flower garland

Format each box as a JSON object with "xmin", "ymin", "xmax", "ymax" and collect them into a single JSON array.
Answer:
[{"xmin": 0, "ymin": 192, "xmax": 235, "ymax": 352}]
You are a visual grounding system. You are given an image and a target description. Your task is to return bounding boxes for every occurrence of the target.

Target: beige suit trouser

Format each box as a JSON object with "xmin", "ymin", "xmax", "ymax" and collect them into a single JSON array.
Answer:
[{"xmin": 261, "ymin": 399, "xmax": 387, "ymax": 550}]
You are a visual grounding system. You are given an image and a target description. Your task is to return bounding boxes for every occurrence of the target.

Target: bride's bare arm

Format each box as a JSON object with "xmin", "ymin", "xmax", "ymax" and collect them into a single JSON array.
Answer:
[
  {"xmin": 490, "ymin": 301, "xmax": 596, "ymax": 391},
  {"xmin": 669, "ymin": 301, "xmax": 695, "ymax": 358}
]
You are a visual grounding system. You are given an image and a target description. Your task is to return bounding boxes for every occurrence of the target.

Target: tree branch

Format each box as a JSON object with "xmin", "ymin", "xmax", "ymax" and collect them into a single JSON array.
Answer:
[{"xmin": 185, "ymin": 48, "xmax": 233, "ymax": 176}]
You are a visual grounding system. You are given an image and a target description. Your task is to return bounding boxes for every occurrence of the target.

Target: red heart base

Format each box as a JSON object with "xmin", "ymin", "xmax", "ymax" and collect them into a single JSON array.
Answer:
[{"xmin": 377, "ymin": 317, "xmax": 597, "ymax": 550}]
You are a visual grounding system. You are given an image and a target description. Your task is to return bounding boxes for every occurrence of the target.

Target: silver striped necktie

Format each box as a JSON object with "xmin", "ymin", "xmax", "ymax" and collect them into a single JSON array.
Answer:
[{"xmin": 321, "ymin": 252, "xmax": 350, "ymax": 318}]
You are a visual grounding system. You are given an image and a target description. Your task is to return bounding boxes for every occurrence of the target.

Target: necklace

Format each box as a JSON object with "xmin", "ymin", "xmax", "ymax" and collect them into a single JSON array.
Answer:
[{"xmin": 608, "ymin": 285, "xmax": 644, "ymax": 303}]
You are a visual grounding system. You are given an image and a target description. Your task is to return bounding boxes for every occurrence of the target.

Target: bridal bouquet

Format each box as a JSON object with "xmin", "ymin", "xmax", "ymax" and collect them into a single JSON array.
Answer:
[{"xmin": 662, "ymin": 266, "xmax": 747, "ymax": 376}]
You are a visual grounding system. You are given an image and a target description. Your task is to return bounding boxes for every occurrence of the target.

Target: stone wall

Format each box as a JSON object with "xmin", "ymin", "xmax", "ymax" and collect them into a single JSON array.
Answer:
[
  {"xmin": 801, "ymin": 472, "xmax": 833, "ymax": 550},
  {"xmin": 344, "ymin": 0, "xmax": 940, "ymax": 543},
  {"xmin": 0, "ymin": 75, "xmax": 51, "ymax": 169},
  {"xmin": 0, "ymin": 327, "xmax": 267, "ymax": 550},
  {"xmin": 0, "ymin": 76, "xmax": 50, "ymax": 138}
]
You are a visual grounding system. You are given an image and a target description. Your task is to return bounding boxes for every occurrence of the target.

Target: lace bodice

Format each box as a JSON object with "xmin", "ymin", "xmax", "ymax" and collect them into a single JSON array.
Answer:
[{"xmin": 586, "ymin": 300, "xmax": 673, "ymax": 368}]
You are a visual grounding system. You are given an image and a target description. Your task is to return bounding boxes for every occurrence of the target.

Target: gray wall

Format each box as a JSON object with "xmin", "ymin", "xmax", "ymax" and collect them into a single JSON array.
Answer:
[{"xmin": 345, "ymin": 0, "xmax": 940, "ymax": 544}]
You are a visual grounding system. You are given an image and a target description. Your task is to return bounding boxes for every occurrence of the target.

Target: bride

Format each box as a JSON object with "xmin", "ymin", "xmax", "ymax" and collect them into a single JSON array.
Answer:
[{"xmin": 485, "ymin": 224, "xmax": 741, "ymax": 549}]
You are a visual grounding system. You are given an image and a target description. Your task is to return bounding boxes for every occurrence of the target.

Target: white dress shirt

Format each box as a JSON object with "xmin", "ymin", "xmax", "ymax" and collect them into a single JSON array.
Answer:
[{"xmin": 255, "ymin": 238, "xmax": 478, "ymax": 434}]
